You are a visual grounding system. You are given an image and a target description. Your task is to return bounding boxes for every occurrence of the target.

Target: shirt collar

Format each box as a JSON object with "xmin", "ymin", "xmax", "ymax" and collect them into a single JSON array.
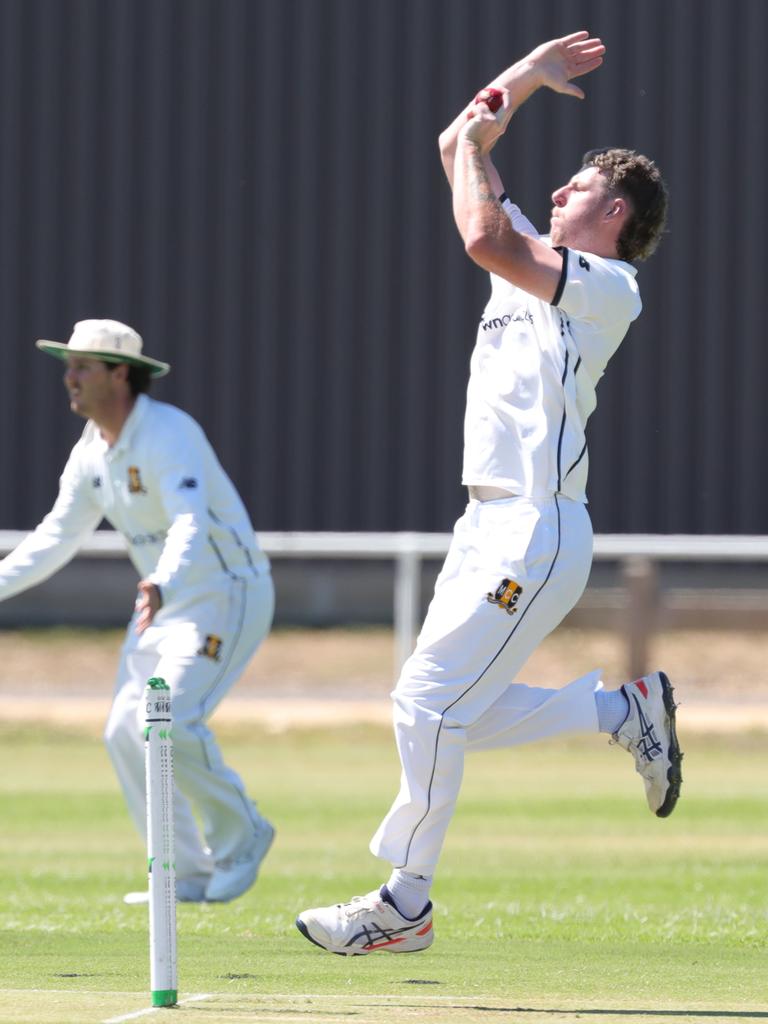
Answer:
[
  {"xmin": 544, "ymin": 236, "xmax": 638, "ymax": 278},
  {"xmin": 113, "ymin": 393, "xmax": 149, "ymax": 452}
]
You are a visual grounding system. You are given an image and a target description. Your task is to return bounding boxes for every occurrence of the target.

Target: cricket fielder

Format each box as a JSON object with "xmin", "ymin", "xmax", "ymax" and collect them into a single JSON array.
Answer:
[{"xmin": 0, "ymin": 320, "xmax": 274, "ymax": 903}]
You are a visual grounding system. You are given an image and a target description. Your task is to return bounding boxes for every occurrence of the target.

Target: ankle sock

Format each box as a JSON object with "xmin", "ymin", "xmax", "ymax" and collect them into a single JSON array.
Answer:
[
  {"xmin": 596, "ymin": 687, "xmax": 631, "ymax": 734},
  {"xmin": 384, "ymin": 870, "xmax": 432, "ymax": 919}
]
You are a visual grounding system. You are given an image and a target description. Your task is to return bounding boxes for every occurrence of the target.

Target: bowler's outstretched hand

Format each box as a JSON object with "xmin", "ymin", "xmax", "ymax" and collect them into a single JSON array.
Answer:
[
  {"xmin": 460, "ymin": 31, "xmax": 605, "ymax": 153},
  {"xmin": 525, "ymin": 30, "xmax": 605, "ymax": 99}
]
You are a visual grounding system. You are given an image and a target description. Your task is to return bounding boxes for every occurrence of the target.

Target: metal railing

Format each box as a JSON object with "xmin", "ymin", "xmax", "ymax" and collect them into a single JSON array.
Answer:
[{"xmin": 2, "ymin": 530, "xmax": 768, "ymax": 677}]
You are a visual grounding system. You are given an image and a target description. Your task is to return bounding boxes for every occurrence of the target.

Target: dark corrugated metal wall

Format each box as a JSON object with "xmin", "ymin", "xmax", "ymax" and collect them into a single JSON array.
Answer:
[{"xmin": 0, "ymin": 0, "xmax": 764, "ymax": 533}]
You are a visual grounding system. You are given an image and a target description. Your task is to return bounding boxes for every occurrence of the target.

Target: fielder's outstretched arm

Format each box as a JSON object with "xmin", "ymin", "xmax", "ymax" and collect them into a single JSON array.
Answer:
[
  {"xmin": 0, "ymin": 449, "xmax": 102, "ymax": 602},
  {"xmin": 439, "ymin": 31, "xmax": 605, "ymax": 190}
]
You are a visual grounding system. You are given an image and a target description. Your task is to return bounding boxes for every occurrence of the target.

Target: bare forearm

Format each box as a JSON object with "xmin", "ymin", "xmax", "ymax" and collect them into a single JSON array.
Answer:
[
  {"xmin": 439, "ymin": 57, "xmax": 541, "ymax": 187},
  {"xmin": 452, "ymin": 135, "xmax": 564, "ymax": 298},
  {"xmin": 440, "ymin": 32, "xmax": 605, "ymax": 189},
  {"xmin": 453, "ymin": 140, "xmax": 508, "ymax": 249}
]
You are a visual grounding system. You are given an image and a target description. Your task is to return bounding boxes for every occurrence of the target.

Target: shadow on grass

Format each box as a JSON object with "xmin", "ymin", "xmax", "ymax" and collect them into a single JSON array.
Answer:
[{"xmin": 463, "ymin": 1009, "xmax": 768, "ymax": 1019}]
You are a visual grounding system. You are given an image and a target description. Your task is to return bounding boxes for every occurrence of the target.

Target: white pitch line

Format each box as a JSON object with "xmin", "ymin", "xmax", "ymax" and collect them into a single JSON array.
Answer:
[{"xmin": 102, "ymin": 992, "xmax": 212, "ymax": 1023}]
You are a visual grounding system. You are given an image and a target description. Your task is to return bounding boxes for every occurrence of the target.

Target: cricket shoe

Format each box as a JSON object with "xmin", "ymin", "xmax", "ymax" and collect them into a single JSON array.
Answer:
[
  {"xmin": 296, "ymin": 887, "xmax": 433, "ymax": 955},
  {"xmin": 123, "ymin": 876, "xmax": 209, "ymax": 904},
  {"xmin": 204, "ymin": 818, "xmax": 275, "ymax": 902},
  {"xmin": 612, "ymin": 671, "xmax": 683, "ymax": 818}
]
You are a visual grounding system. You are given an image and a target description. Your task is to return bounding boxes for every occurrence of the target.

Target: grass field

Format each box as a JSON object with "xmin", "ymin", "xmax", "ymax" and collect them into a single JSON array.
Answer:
[{"xmin": 0, "ymin": 720, "xmax": 766, "ymax": 1024}]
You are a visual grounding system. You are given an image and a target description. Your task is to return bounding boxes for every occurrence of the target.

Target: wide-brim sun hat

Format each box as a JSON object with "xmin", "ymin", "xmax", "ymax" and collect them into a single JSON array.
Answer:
[{"xmin": 36, "ymin": 319, "xmax": 171, "ymax": 378}]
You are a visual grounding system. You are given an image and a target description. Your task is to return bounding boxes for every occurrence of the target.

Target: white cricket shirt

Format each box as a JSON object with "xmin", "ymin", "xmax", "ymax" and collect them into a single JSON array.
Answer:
[
  {"xmin": 462, "ymin": 197, "xmax": 642, "ymax": 502},
  {"xmin": 0, "ymin": 395, "xmax": 267, "ymax": 611}
]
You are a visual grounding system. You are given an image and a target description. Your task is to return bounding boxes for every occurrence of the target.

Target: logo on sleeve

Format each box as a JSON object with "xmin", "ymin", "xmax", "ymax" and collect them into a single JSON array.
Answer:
[
  {"xmin": 486, "ymin": 578, "xmax": 523, "ymax": 615},
  {"xmin": 197, "ymin": 634, "xmax": 223, "ymax": 661},
  {"xmin": 179, "ymin": 477, "xmax": 198, "ymax": 489},
  {"xmin": 92, "ymin": 476, "xmax": 101, "ymax": 489},
  {"xmin": 578, "ymin": 255, "xmax": 591, "ymax": 271},
  {"xmin": 127, "ymin": 467, "xmax": 147, "ymax": 494}
]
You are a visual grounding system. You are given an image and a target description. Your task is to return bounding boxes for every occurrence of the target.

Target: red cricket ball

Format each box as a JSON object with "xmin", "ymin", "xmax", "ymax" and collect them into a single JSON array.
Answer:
[{"xmin": 474, "ymin": 87, "xmax": 503, "ymax": 113}]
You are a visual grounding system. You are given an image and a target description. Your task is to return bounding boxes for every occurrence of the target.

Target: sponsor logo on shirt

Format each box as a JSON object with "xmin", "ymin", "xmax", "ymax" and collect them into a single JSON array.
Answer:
[
  {"xmin": 127, "ymin": 466, "xmax": 147, "ymax": 494},
  {"xmin": 179, "ymin": 477, "xmax": 198, "ymax": 489},
  {"xmin": 486, "ymin": 578, "xmax": 523, "ymax": 615},
  {"xmin": 578, "ymin": 255, "xmax": 591, "ymax": 271},
  {"xmin": 92, "ymin": 476, "xmax": 101, "ymax": 489},
  {"xmin": 480, "ymin": 310, "xmax": 533, "ymax": 331},
  {"xmin": 198, "ymin": 634, "xmax": 223, "ymax": 661}
]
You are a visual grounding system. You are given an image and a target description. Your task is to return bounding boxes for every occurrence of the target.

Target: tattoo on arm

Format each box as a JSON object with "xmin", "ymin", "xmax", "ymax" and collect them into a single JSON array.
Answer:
[{"xmin": 466, "ymin": 149, "xmax": 497, "ymax": 204}]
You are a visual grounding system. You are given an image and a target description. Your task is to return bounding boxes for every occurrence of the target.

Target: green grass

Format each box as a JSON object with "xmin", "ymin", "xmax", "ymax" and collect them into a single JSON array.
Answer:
[{"xmin": 0, "ymin": 723, "xmax": 766, "ymax": 1023}]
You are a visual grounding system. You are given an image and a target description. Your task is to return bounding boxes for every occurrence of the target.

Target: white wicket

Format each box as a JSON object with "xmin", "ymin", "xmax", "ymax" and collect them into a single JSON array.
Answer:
[{"xmin": 144, "ymin": 677, "xmax": 178, "ymax": 1008}]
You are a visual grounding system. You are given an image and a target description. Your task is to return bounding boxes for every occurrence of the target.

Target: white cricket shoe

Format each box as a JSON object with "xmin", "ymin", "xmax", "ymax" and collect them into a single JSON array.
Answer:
[
  {"xmin": 296, "ymin": 887, "xmax": 433, "ymax": 955},
  {"xmin": 204, "ymin": 819, "xmax": 275, "ymax": 902},
  {"xmin": 612, "ymin": 671, "xmax": 682, "ymax": 818}
]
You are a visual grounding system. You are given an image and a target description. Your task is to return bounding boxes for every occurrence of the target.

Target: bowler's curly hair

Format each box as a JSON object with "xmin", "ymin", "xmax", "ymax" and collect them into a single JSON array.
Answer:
[{"xmin": 582, "ymin": 148, "xmax": 668, "ymax": 262}]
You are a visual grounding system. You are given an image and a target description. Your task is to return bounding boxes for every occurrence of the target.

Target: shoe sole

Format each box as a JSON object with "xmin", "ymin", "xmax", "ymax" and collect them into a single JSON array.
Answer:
[
  {"xmin": 655, "ymin": 671, "xmax": 683, "ymax": 818},
  {"xmin": 295, "ymin": 917, "xmax": 432, "ymax": 956},
  {"xmin": 295, "ymin": 918, "xmax": 352, "ymax": 956}
]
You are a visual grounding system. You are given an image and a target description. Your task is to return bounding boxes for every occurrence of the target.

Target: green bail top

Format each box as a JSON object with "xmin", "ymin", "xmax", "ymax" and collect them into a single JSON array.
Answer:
[{"xmin": 147, "ymin": 677, "xmax": 170, "ymax": 691}]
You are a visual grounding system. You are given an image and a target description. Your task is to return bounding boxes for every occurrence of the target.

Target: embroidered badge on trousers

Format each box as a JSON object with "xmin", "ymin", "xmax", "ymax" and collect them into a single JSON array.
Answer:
[
  {"xmin": 198, "ymin": 634, "xmax": 223, "ymax": 660},
  {"xmin": 486, "ymin": 578, "xmax": 523, "ymax": 614},
  {"xmin": 127, "ymin": 466, "xmax": 147, "ymax": 494}
]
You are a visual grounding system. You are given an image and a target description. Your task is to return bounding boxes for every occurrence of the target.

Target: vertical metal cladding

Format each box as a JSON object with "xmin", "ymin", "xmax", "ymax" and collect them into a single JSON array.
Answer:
[{"xmin": 0, "ymin": 0, "xmax": 764, "ymax": 534}]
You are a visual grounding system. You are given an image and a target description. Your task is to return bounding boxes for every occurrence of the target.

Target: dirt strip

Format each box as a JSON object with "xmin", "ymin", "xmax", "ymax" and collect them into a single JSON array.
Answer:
[
  {"xmin": 2, "ymin": 628, "xmax": 767, "ymax": 737},
  {"xmin": 2, "ymin": 696, "xmax": 767, "ymax": 734}
]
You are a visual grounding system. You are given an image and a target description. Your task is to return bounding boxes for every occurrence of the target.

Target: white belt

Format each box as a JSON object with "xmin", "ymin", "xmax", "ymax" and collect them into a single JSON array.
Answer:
[{"xmin": 467, "ymin": 485, "xmax": 519, "ymax": 502}]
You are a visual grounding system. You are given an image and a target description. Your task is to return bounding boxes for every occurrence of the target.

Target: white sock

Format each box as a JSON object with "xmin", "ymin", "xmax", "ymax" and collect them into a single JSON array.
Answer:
[
  {"xmin": 595, "ymin": 687, "xmax": 630, "ymax": 734},
  {"xmin": 385, "ymin": 869, "xmax": 432, "ymax": 919}
]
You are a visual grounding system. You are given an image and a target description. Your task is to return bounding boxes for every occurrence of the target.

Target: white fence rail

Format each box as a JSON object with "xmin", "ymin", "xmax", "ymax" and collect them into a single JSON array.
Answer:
[{"xmin": 2, "ymin": 530, "xmax": 768, "ymax": 677}]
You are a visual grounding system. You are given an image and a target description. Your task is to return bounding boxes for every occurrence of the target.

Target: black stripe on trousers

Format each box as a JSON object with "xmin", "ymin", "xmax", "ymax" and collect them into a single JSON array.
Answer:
[
  {"xmin": 193, "ymin": 576, "xmax": 263, "ymax": 828},
  {"xmin": 400, "ymin": 495, "xmax": 563, "ymax": 867},
  {"xmin": 197, "ymin": 575, "xmax": 249, "ymax": 721}
]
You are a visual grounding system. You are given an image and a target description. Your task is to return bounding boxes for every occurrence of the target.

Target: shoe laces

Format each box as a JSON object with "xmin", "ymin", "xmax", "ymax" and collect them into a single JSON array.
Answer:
[{"xmin": 339, "ymin": 892, "xmax": 382, "ymax": 919}]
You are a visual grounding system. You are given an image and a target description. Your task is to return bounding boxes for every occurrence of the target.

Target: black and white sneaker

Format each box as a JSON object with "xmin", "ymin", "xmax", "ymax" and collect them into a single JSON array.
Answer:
[{"xmin": 612, "ymin": 671, "xmax": 683, "ymax": 818}]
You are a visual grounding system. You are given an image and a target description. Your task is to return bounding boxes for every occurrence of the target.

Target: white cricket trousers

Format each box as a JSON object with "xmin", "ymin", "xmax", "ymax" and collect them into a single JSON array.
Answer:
[
  {"xmin": 104, "ymin": 571, "xmax": 274, "ymax": 882},
  {"xmin": 370, "ymin": 495, "xmax": 600, "ymax": 876}
]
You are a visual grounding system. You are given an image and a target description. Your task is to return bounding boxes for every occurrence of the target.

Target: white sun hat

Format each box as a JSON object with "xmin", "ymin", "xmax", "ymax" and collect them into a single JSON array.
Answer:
[{"xmin": 36, "ymin": 319, "xmax": 170, "ymax": 378}]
